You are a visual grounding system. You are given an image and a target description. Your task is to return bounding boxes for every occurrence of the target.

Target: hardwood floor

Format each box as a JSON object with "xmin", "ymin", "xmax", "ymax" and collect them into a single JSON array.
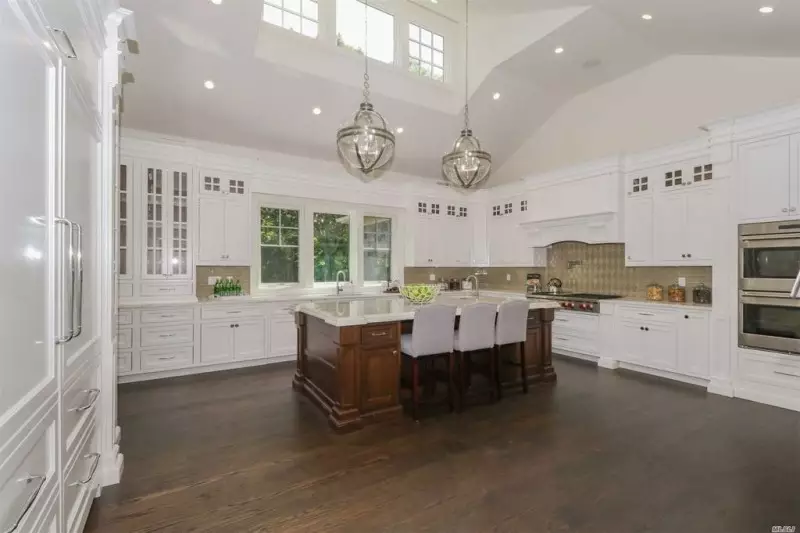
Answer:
[{"xmin": 85, "ymin": 357, "xmax": 800, "ymax": 533}]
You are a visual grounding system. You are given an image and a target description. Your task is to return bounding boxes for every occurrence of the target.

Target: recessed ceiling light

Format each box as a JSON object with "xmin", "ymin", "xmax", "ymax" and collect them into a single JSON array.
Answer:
[
  {"xmin": 210, "ymin": 0, "xmax": 222, "ymax": 4},
  {"xmin": 759, "ymin": 6, "xmax": 774, "ymax": 13},
  {"xmin": 431, "ymin": 0, "xmax": 438, "ymax": 3},
  {"xmin": 396, "ymin": 127, "xmax": 404, "ymax": 133},
  {"xmin": 312, "ymin": 107, "xmax": 321, "ymax": 115},
  {"xmin": 492, "ymin": 92, "xmax": 501, "ymax": 100},
  {"xmin": 554, "ymin": 47, "xmax": 565, "ymax": 54},
  {"xmin": 204, "ymin": 80, "xmax": 215, "ymax": 89},
  {"xmin": 641, "ymin": 13, "xmax": 653, "ymax": 20}
]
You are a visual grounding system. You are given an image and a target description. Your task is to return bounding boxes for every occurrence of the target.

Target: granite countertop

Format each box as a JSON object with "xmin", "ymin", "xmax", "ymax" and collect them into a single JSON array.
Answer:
[{"xmin": 296, "ymin": 294, "xmax": 561, "ymax": 327}]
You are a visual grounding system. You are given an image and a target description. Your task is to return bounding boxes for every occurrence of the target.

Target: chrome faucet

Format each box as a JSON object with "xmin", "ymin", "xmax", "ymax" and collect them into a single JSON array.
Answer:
[
  {"xmin": 466, "ymin": 274, "xmax": 479, "ymax": 299},
  {"xmin": 336, "ymin": 270, "xmax": 348, "ymax": 295}
]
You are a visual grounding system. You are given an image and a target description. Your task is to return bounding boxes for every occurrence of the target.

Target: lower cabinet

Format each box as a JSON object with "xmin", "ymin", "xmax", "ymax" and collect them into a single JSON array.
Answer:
[
  {"xmin": 200, "ymin": 319, "xmax": 266, "ymax": 364},
  {"xmin": 268, "ymin": 313, "xmax": 297, "ymax": 358},
  {"xmin": 200, "ymin": 322, "xmax": 235, "ymax": 364},
  {"xmin": 677, "ymin": 311, "xmax": 710, "ymax": 377},
  {"xmin": 235, "ymin": 320, "xmax": 266, "ymax": 361}
]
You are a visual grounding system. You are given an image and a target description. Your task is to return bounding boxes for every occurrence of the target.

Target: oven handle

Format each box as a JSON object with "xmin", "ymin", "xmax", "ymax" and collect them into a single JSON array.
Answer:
[
  {"xmin": 791, "ymin": 269, "xmax": 800, "ymax": 299},
  {"xmin": 740, "ymin": 292, "xmax": 800, "ymax": 308},
  {"xmin": 740, "ymin": 237, "xmax": 800, "ymax": 249}
]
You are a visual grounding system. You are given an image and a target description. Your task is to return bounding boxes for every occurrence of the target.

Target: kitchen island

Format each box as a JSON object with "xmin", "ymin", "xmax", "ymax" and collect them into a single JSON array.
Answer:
[{"xmin": 292, "ymin": 295, "xmax": 560, "ymax": 432}]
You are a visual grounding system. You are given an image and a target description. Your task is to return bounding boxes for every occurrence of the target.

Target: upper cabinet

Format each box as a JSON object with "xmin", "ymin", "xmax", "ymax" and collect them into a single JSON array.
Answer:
[
  {"xmin": 487, "ymin": 195, "xmax": 542, "ymax": 267},
  {"xmin": 197, "ymin": 171, "xmax": 251, "ymax": 266},
  {"xmin": 738, "ymin": 135, "xmax": 799, "ymax": 221},
  {"xmin": 410, "ymin": 199, "xmax": 472, "ymax": 267}
]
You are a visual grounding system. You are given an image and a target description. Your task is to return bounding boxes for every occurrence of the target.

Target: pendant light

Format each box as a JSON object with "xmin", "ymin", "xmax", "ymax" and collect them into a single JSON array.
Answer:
[
  {"xmin": 336, "ymin": 0, "xmax": 395, "ymax": 175},
  {"xmin": 442, "ymin": 0, "xmax": 491, "ymax": 189}
]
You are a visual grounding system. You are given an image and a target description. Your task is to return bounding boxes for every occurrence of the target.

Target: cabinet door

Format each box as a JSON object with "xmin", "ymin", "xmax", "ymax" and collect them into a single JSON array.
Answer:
[
  {"xmin": 443, "ymin": 216, "xmax": 470, "ymax": 266},
  {"xmin": 234, "ymin": 319, "xmax": 266, "ymax": 361},
  {"xmin": 624, "ymin": 196, "xmax": 654, "ymax": 265},
  {"xmin": 142, "ymin": 163, "xmax": 168, "ymax": 278},
  {"xmin": 412, "ymin": 215, "xmax": 431, "ymax": 266},
  {"xmin": 198, "ymin": 197, "xmax": 225, "ymax": 264},
  {"xmin": 643, "ymin": 322, "xmax": 678, "ymax": 371},
  {"xmin": 678, "ymin": 312, "xmax": 710, "ymax": 377},
  {"xmin": 224, "ymin": 199, "xmax": 251, "ymax": 265},
  {"xmin": 269, "ymin": 316, "xmax": 297, "ymax": 358},
  {"xmin": 168, "ymin": 168, "xmax": 191, "ymax": 278},
  {"xmin": 738, "ymin": 136, "xmax": 792, "ymax": 220},
  {"xmin": 684, "ymin": 188, "xmax": 716, "ymax": 264},
  {"xmin": 359, "ymin": 346, "xmax": 400, "ymax": 413},
  {"xmin": 0, "ymin": 1, "xmax": 57, "ymax": 443},
  {"xmin": 616, "ymin": 321, "xmax": 644, "ymax": 364},
  {"xmin": 62, "ymin": 77, "xmax": 100, "ymax": 377},
  {"xmin": 653, "ymin": 193, "xmax": 686, "ymax": 263},
  {"xmin": 118, "ymin": 158, "xmax": 133, "ymax": 279},
  {"xmin": 200, "ymin": 323, "xmax": 234, "ymax": 364}
]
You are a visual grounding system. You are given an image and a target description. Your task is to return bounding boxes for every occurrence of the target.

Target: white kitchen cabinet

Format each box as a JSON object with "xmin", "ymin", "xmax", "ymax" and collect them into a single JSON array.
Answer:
[
  {"xmin": 616, "ymin": 321, "xmax": 645, "ymax": 364},
  {"xmin": 678, "ymin": 312, "xmax": 710, "ymax": 378},
  {"xmin": 118, "ymin": 158, "xmax": 134, "ymax": 280},
  {"xmin": 684, "ymin": 187, "xmax": 716, "ymax": 264},
  {"xmin": 738, "ymin": 135, "xmax": 795, "ymax": 220},
  {"xmin": 653, "ymin": 193, "xmax": 685, "ymax": 263},
  {"xmin": 140, "ymin": 161, "xmax": 193, "ymax": 280},
  {"xmin": 269, "ymin": 310, "xmax": 297, "ymax": 358},
  {"xmin": 487, "ymin": 198, "xmax": 533, "ymax": 267},
  {"xmin": 411, "ymin": 200, "xmax": 441, "ymax": 266},
  {"xmin": 624, "ymin": 196, "xmax": 654, "ymax": 265},
  {"xmin": 652, "ymin": 186, "xmax": 715, "ymax": 265},
  {"xmin": 643, "ymin": 322, "xmax": 678, "ymax": 371},
  {"xmin": 198, "ymin": 196, "xmax": 250, "ymax": 265},
  {"xmin": 410, "ymin": 200, "xmax": 473, "ymax": 267},
  {"xmin": 234, "ymin": 319, "xmax": 266, "ymax": 361},
  {"xmin": 443, "ymin": 210, "xmax": 471, "ymax": 266}
]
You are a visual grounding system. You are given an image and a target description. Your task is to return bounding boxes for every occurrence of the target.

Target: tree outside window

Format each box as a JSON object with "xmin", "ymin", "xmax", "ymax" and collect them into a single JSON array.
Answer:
[
  {"xmin": 364, "ymin": 216, "xmax": 391, "ymax": 282},
  {"xmin": 314, "ymin": 213, "xmax": 350, "ymax": 282},
  {"xmin": 260, "ymin": 207, "xmax": 300, "ymax": 284}
]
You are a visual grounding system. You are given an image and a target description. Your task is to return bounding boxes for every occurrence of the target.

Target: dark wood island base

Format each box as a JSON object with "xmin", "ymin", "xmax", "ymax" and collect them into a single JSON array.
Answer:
[{"xmin": 293, "ymin": 307, "xmax": 556, "ymax": 432}]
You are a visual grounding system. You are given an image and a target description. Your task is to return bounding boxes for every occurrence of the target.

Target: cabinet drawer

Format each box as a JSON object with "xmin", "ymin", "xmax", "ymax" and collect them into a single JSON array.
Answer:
[
  {"xmin": 117, "ymin": 352, "xmax": 133, "ymax": 375},
  {"xmin": 618, "ymin": 306, "xmax": 677, "ymax": 324},
  {"xmin": 140, "ymin": 347, "xmax": 194, "ymax": 372},
  {"xmin": 140, "ymin": 324, "xmax": 194, "ymax": 347},
  {"xmin": 552, "ymin": 311, "xmax": 599, "ymax": 333},
  {"xmin": 117, "ymin": 310, "xmax": 132, "ymax": 325},
  {"xmin": 552, "ymin": 331, "xmax": 598, "ymax": 356},
  {"xmin": 739, "ymin": 351, "xmax": 800, "ymax": 392},
  {"xmin": 202, "ymin": 305, "xmax": 264, "ymax": 320},
  {"xmin": 141, "ymin": 308, "xmax": 195, "ymax": 324},
  {"xmin": 63, "ymin": 421, "xmax": 99, "ymax": 533},
  {"xmin": 361, "ymin": 324, "xmax": 397, "ymax": 346},
  {"xmin": 269, "ymin": 304, "xmax": 297, "ymax": 318},
  {"xmin": 117, "ymin": 328, "xmax": 132, "ymax": 350},
  {"xmin": 0, "ymin": 419, "xmax": 55, "ymax": 533},
  {"xmin": 140, "ymin": 282, "xmax": 194, "ymax": 297},
  {"xmin": 63, "ymin": 365, "xmax": 99, "ymax": 455}
]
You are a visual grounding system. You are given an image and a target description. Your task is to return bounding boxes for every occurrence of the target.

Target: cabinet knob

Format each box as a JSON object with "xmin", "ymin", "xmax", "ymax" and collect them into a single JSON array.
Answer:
[
  {"xmin": 687, "ymin": 253, "xmax": 692, "ymax": 258},
  {"xmin": 681, "ymin": 254, "xmax": 686, "ymax": 258},
  {"xmin": 640, "ymin": 326, "xmax": 644, "ymax": 331},
  {"xmin": 782, "ymin": 208, "xmax": 789, "ymax": 213},
  {"xmin": 791, "ymin": 207, "xmax": 798, "ymax": 213},
  {"xmin": 685, "ymin": 315, "xmax": 689, "ymax": 319},
  {"xmin": 230, "ymin": 324, "xmax": 234, "ymax": 328},
  {"xmin": 627, "ymin": 256, "xmax": 632, "ymax": 260},
  {"xmin": 645, "ymin": 327, "xmax": 649, "ymax": 332}
]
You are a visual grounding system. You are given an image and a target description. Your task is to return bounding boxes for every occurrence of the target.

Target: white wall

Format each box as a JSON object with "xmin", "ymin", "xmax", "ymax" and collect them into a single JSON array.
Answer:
[{"xmin": 494, "ymin": 55, "xmax": 800, "ymax": 184}]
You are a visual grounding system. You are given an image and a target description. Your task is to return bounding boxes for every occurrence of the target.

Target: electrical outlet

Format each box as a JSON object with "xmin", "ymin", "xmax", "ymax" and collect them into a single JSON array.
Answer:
[
  {"xmin": 506, "ymin": 274, "xmax": 511, "ymax": 281},
  {"xmin": 429, "ymin": 273, "xmax": 436, "ymax": 281},
  {"xmin": 678, "ymin": 277, "xmax": 686, "ymax": 287},
  {"xmin": 208, "ymin": 276, "xmax": 221, "ymax": 285}
]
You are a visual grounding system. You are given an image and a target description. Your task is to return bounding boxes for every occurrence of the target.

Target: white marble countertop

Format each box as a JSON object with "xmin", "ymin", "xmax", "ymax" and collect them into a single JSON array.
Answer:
[
  {"xmin": 606, "ymin": 296, "xmax": 712, "ymax": 310},
  {"xmin": 296, "ymin": 294, "xmax": 561, "ymax": 327}
]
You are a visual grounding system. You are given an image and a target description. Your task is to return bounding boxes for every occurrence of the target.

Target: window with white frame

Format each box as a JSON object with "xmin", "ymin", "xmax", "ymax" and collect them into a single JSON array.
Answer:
[
  {"xmin": 260, "ymin": 207, "xmax": 300, "ymax": 284},
  {"xmin": 314, "ymin": 212, "xmax": 351, "ymax": 283},
  {"xmin": 409, "ymin": 23, "xmax": 444, "ymax": 81},
  {"xmin": 363, "ymin": 216, "xmax": 392, "ymax": 283},
  {"xmin": 262, "ymin": 0, "xmax": 319, "ymax": 39},
  {"xmin": 336, "ymin": 0, "xmax": 395, "ymax": 64}
]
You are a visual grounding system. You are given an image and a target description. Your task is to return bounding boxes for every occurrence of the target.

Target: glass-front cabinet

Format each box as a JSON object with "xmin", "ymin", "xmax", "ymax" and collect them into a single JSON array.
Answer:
[
  {"xmin": 141, "ymin": 162, "xmax": 193, "ymax": 280},
  {"xmin": 118, "ymin": 158, "xmax": 133, "ymax": 279}
]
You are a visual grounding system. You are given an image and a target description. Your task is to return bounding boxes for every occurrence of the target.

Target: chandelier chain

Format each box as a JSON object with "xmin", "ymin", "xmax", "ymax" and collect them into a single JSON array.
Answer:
[
  {"xmin": 463, "ymin": 0, "xmax": 470, "ymax": 130},
  {"xmin": 363, "ymin": 0, "xmax": 370, "ymax": 102}
]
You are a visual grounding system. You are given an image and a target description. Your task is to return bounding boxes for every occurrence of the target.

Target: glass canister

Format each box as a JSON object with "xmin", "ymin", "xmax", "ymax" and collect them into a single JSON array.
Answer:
[
  {"xmin": 692, "ymin": 283, "xmax": 712, "ymax": 304},
  {"xmin": 668, "ymin": 282, "xmax": 686, "ymax": 303},
  {"xmin": 646, "ymin": 282, "xmax": 664, "ymax": 301}
]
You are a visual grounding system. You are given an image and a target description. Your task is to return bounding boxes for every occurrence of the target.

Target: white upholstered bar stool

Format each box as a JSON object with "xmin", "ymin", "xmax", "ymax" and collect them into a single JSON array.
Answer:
[
  {"xmin": 400, "ymin": 304, "xmax": 458, "ymax": 420},
  {"xmin": 454, "ymin": 303, "xmax": 502, "ymax": 410},
  {"xmin": 494, "ymin": 299, "xmax": 532, "ymax": 397}
]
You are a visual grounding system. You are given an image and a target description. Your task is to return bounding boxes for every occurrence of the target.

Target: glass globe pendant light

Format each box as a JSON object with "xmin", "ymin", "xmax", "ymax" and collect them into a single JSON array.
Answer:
[
  {"xmin": 442, "ymin": 0, "xmax": 491, "ymax": 189},
  {"xmin": 336, "ymin": 0, "xmax": 395, "ymax": 175}
]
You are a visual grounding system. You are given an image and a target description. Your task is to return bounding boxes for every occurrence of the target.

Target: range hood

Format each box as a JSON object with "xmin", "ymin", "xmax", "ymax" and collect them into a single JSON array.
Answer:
[{"xmin": 519, "ymin": 211, "xmax": 623, "ymax": 248}]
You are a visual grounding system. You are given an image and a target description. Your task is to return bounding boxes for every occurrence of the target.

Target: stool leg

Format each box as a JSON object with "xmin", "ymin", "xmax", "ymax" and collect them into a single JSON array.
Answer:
[
  {"xmin": 447, "ymin": 352, "xmax": 455, "ymax": 412},
  {"xmin": 457, "ymin": 351, "xmax": 466, "ymax": 412},
  {"xmin": 412, "ymin": 357, "xmax": 420, "ymax": 421},
  {"xmin": 519, "ymin": 341, "xmax": 528, "ymax": 394},
  {"xmin": 488, "ymin": 347, "xmax": 498, "ymax": 402},
  {"xmin": 494, "ymin": 345, "xmax": 503, "ymax": 400}
]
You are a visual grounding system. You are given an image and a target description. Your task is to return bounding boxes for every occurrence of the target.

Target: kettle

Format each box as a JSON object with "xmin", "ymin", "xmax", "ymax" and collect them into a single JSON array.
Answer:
[{"xmin": 547, "ymin": 277, "xmax": 563, "ymax": 294}]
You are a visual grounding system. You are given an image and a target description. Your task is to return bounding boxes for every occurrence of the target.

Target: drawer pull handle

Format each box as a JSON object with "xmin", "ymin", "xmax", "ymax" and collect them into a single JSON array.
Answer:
[
  {"xmin": 371, "ymin": 331, "xmax": 388, "ymax": 337},
  {"xmin": 69, "ymin": 388, "xmax": 100, "ymax": 412},
  {"xmin": 160, "ymin": 314, "xmax": 176, "ymax": 318},
  {"xmin": 774, "ymin": 370, "xmax": 800, "ymax": 379},
  {"xmin": 227, "ymin": 311, "xmax": 242, "ymax": 314},
  {"xmin": 2, "ymin": 475, "xmax": 46, "ymax": 533},
  {"xmin": 70, "ymin": 453, "xmax": 101, "ymax": 487},
  {"xmin": 159, "ymin": 333, "xmax": 176, "ymax": 338},
  {"xmin": 555, "ymin": 318, "xmax": 568, "ymax": 322},
  {"xmin": 555, "ymin": 337, "xmax": 569, "ymax": 341},
  {"xmin": 158, "ymin": 356, "xmax": 176, "ymax": 361},
  {"xmin": 637, "ymin": 312, "xmax": 655, "ymax": 316},
  {"xmin": 159, "ymin": 288, "xmax": 176, "ymax": 292}
]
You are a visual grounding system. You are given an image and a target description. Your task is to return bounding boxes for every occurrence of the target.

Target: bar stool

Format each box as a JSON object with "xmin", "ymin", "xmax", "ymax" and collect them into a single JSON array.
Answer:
[
  {"xmin": 494, "ymin": 300, "xmax": 531, "ymax": 397},
  {"xmin": 454, "ymin": 303, "xmax": 501, "ymax": 410},
  {"xmin": 400, "ymin": 304, "xmax": 457, "ymax": 421}
]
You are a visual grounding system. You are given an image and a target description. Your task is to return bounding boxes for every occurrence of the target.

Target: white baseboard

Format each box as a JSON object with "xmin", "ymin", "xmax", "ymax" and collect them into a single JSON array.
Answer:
[
  {"xmin": 597, "ymin": 357, "xmax": 620, "ymax": 370},
  {"xmin": 734, "ymin": 381, "xmax": 800, "ymax": 413},
  {"xmin": 617, "ymin": 361, "xmax": 710, "ymax": 388},
  {"xmin": 707, "ymin": 378, "xmax": 734, "ymax": 397},
  {"xmin": 553, "ymin": 349, "xmax": 599, "ymax": 364},
  {"xmin": 118, "ymin": 355, "xmax": 295, "ymax": 384},
  {"xmin": 100, "ymin": 450, "xmax": 124, "ymax": 488}
]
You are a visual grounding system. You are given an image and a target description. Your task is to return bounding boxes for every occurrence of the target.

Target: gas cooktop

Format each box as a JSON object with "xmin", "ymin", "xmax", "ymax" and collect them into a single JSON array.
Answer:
[{"xmin": 527, "ymin": 292, "xmax": 622, "ymax": 313}]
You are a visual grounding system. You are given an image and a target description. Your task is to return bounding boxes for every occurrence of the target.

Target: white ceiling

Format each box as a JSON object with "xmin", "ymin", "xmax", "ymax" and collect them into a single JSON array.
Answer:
[{"xmin": 120, "ymin": 0, "xmax": 800, "ymax": 183}]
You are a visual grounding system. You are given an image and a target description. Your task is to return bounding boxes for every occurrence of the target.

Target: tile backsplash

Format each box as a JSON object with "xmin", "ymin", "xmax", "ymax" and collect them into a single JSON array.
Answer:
[
  {"xmin": 196, "ymin": 266, "xmax": 251, "ymax": 299},
  {"xmin": 404, "ymin": 242, "xmax": 712, "ymax": 298}
]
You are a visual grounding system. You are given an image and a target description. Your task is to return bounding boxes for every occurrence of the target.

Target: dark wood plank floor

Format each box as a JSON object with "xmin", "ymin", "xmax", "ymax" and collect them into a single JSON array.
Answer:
[{"xmin": 85, "ymin": 357, "xmax": 800, "ymax": 533}]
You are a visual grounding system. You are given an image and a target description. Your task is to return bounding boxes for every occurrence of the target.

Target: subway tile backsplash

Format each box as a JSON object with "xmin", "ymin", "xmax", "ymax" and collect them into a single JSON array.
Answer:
[
  {"xmin": 404, "ymin": 243, "xmax": 712, "ymax": 298},
  {"xmin": 196, "ymin": 266, "xmax": 251, "ymax": 299}
]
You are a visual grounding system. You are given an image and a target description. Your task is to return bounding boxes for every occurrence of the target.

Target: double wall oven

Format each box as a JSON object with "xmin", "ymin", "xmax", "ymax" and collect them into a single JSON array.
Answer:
[{"xmin": 739, "ymin": 221, "xmax": 800, "ymax": 355}]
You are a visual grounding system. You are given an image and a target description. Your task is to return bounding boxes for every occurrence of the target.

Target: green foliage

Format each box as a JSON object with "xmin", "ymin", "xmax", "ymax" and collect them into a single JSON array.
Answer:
[{"xmin": 314, "ymin": 213, "xmax": 350, "ymax": 283}]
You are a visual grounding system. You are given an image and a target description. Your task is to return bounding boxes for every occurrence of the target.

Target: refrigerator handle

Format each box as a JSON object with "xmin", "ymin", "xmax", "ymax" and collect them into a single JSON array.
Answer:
[
  {"xmin": 71, "ymin": 221, "xmax": 83, "ymax": 338},
  {"xmin": 791, "ymin": 267, "xmax": 800, "ymax": 299},
  {"xmin": 55, "ymin": 218, "xmax": 74, "ymax": 344}
]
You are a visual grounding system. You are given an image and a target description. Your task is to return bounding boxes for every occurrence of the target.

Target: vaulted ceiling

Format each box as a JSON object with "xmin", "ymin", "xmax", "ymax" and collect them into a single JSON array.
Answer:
[{"xmin": 120, "ymin": 0, "xmax": 800, "ymax": 183}]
